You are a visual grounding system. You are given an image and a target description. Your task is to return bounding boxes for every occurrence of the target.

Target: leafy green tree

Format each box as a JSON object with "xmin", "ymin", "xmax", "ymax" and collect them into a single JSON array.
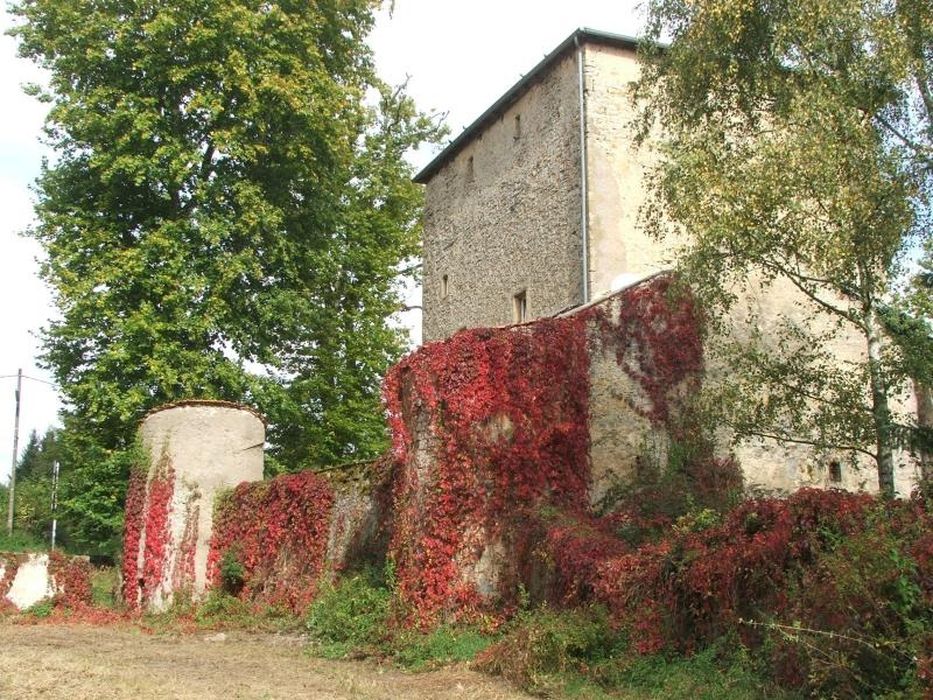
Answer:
[
  {"xmin": 637, "ymin": 0, "xmax": 931, "ymax": 497},
  {"xmin": 9, "ymin": 428, "xmax": 61, "ymax": 544},
  {"xmin": 10, "ymin": 0, "xmax": 441, "ymax": 552}
]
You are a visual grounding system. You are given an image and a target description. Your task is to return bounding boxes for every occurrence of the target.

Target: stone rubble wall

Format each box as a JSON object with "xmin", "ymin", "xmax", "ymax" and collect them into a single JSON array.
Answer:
[{"xmin": 421, "ymin": 51, "xmax": 584, "ymax": 341}]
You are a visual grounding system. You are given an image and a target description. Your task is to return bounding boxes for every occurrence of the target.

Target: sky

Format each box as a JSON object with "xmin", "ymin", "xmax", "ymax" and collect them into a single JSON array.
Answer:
[{"xmin": 0, "ymin": 0, "xmax": 644, "ymax": 483}]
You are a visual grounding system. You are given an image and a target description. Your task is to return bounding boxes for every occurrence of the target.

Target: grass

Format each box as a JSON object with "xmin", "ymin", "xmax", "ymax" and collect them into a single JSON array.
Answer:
[
  {"xmin": 597, "ymin": 641, "xmax": 795, "ymax": 699},
  {"xmin": 393, "ymin": 625, "xmax": 496, "ymax": 671},
  {"xmin": 90, "ymin": 565, "xmax": 120, "ymax": 608},
  {"xmin": 0, "ymin": 531, "xmax": 48, "ymax": 553}
]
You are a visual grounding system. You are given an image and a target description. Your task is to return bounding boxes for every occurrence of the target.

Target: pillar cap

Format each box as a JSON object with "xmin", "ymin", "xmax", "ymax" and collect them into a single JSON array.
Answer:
[{"xmin": 141, "ymin": 399, "xmax": 267, "ymax": 426}]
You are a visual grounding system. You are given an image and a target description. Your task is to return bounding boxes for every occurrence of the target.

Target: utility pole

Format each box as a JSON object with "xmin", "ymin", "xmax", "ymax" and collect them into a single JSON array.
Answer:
[
  {"xmin": 7, "ymin": 368, "xmax": 22, "ymax": 536},
  {"xmin": 50, "ymin": 460, "xmax": 60, "ymax": 549}
]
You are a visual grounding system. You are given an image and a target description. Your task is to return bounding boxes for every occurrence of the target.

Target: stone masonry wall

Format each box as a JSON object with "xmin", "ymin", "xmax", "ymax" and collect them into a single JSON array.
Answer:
[
  {"xmin": 584, "ymin": 43, "xmax": 673, "ymax": 296},
  {"xmin": 422, "ymin": 52, "xmax": 584, "ymax": 341}
]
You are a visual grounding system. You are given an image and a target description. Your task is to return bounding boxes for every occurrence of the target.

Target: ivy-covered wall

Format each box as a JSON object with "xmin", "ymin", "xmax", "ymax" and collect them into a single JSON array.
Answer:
[
  {"xmin": 1, "ymin": 551, "xmax": 92, "ymax": 611},
  {"xmin": 383, "ymin": 273, "xmax": 705, "ymax": 624},
  {"xmin": 123, "ymin": 274, "xmax": 709, "ymax": 620},
  {"xmin": 206, "ymin": 459, "xmax": 392, "ymax": 614}
]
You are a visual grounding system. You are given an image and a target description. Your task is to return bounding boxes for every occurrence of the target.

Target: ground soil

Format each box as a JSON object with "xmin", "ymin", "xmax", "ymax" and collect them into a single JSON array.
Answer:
[{"xmin": 0, "ymin": 622, "xmax": 532, "ymax": 699}]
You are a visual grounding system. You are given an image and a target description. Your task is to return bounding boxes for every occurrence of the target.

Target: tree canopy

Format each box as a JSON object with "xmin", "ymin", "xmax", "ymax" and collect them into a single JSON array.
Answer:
[
  {"xmin": 10, "ymin": 0, "xmax": 441, "ymax": 552},
  {"xmin": 637, "ymin": 0, "xmax": 931, "ymax": 496}
]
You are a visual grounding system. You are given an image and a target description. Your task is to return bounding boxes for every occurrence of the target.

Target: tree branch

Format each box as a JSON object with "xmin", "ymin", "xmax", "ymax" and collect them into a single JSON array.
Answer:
[
  {"xmin": 737, "ymin": 427, "xmax": 877, "ymax": 460},
  {"xmin": 754, "ymin": 255, "xmax": 861, "ymax": 326}
]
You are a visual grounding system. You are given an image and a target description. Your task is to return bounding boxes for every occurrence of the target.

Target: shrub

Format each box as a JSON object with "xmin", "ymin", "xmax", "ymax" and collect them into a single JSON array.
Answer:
[
  {"xmin": 218, "ymin": 549, "xmax": 245, "ymax": 596},
  {"xmin": 759, "ymin": 499, "xmax": 933, "ymax": 697},
  {"xmin": 305, "ymin": 569, "xmax": 392, "ymax": 658}
]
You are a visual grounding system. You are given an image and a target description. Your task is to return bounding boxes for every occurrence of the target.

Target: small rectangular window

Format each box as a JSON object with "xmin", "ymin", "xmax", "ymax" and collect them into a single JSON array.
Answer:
[
  {"xmin": 513, "ymin": 114, "xmax": 521, "ymax": 140},
  {"xmin": 513, "ymin": 290, "xmax": 527, "ymax": 323},
  {"xmin": 829, "ymin": 460, "xmax": 842, "ymax": 483},
  {"xmin": 441, "ymin": 274, "xmax": 449, "ymax": 299},
  {"xmin": 466, "ymin": 155, "xmax": 474, "ymax": 181}
]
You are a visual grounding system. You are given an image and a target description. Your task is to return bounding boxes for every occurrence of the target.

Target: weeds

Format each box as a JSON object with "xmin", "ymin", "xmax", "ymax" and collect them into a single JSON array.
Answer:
[
  {"xmin": 393, "ymin": 625, "xmax": 495, "ymax": 670},
  {"xmin": 89, "ymin": 566, "xmax": 120, "ymax": 608},
  {"xmin": 474, "ymin": 605, "xmax": 625, "ymax": 695},
  {"xmin": 0, "ymin": 531, "xmax": 47, "ymax": 553}
]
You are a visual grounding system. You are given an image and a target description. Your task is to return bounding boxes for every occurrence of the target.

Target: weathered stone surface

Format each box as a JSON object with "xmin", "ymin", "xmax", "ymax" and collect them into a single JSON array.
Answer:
[
  {"xmin": 323, "ymin": 459, "xmax": 393, "ymax": 574},
  {"xmin": 131, "ymin": 401, "xmax": 264, "ymax": 611},
  {"xmin": 421, "ymin": 51, "xmax": 584, "ymax": 341}
]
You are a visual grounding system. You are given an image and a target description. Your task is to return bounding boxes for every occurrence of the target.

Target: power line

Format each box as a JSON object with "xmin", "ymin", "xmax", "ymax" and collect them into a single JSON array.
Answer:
[{"xmin": 0, "ymin": 373, "xmax": 58, "ymax": 388}]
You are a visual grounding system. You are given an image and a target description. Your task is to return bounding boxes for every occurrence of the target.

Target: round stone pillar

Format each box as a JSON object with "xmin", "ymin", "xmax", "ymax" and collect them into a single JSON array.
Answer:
[{"xmin": 127, "ymin": 400, "xmax": 264, "ymax": 611}]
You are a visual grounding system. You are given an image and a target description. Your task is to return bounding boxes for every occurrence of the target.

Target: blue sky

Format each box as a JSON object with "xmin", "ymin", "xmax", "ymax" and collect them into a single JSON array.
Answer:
[{"xmin": 0, "ymin": 0, "xmax": 643, "ymax": 483}]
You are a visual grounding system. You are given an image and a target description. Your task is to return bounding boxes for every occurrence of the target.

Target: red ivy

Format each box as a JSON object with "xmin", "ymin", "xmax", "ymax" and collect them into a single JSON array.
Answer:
[
  {"xmin": 381, "ymin": 274, "xmax": 705, "ymax": 626},
  {"xmin": 0, "ymin": 553, "xmax": 24, "ymax": 606},
  {"xmin": 589, "ymin": 274, "xmax": 703, "ymax": 426},
  {"xmin": 594, "ymin": 489, "xmax": 882, "ymax": 652},
  {"xmin": 207, "ymin": 471, "xmax": 334, "ymax": 614},
  {"xmin": 172, "ymin": 499, "xmax": 199, "ymax": 594},
  {"xmin": 48, "ymin": 550, "xmax": 92, "ymax": 609},
  {"xmin": 139, "ymin": 464, "xmax": 174, "ymax": 607},
  {"xmin": 384, "ymin": 315, "xmax": 592, "ymax": 626},
  {"xmin": 121, "ymin": 466, "xmax": 147, "ymax": 610}
]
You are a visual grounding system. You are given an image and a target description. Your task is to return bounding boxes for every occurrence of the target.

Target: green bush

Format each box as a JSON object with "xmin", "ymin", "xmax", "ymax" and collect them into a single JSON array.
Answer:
[
  {"xmin": 190, "ymin": 591, "xmax": 300, "ymax": 631},
  {"xmin": 305, "ymin": 569, "xmax": 392, "ymax": 658},
  {"xmin": 218, "ymin": 548, "xmax": 245, "ymax": 595},
  {"xmin": 475, "ymin": 607, "xmax": 791, "ymax": 699}
]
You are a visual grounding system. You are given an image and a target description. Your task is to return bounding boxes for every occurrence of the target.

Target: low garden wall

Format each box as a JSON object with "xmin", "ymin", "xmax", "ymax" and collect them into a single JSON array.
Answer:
[
  {"xmin": 206, "ymin": 459, "xmax": 392, "ymax": 613},
  {"xmin": 0, "ymin": 550, "xmax": 92, "ymax": 611}
]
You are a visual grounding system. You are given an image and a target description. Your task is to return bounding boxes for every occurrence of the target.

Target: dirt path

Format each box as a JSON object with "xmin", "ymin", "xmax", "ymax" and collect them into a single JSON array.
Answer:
[{"xmin": 0, "ymin": 623, "xmax": 531, "ymax": 699}]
